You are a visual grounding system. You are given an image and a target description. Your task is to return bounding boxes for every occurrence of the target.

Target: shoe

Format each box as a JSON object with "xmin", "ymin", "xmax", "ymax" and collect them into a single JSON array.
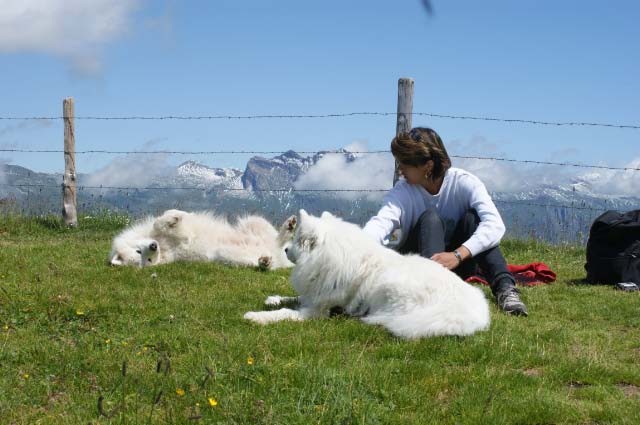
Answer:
[
  {"xmin": 495, "ymin": 287, "xmax": 528, "ymax": 316},
  {"xmin": 329, "ymin": 306, "xmax": 345, "ymax": 317}
]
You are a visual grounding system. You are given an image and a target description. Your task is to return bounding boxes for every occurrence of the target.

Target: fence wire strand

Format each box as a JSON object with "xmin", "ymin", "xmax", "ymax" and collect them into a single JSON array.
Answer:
[
  {"xmin": 2, "ymin": 148, "xmax": 639, "ymax": 172},
  {"xmin": 0, "ymin": 112, "xmax": 639, "ymax": 129}
]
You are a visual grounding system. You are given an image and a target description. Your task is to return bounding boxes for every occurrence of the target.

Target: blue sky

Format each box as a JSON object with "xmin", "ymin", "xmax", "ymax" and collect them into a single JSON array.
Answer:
[{"xmin": 0, "ymin": 0, "xmax": 639, "ymax": 194}]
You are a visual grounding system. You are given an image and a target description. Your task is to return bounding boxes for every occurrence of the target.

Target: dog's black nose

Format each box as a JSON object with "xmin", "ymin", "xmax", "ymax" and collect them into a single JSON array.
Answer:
[
  {"xmin": 149, "ymin": 242, "xmax": 158, "ymax": 251},
  {"xmin": 284, "ymin": 247, "xmax": 289, "ymax": 253}
]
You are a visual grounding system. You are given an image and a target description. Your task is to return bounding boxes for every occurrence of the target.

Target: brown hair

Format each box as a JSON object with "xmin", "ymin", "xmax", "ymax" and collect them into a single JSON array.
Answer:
[{"xmin": 391, "ymin": 127, "xmax": 451, "ymax": 180}]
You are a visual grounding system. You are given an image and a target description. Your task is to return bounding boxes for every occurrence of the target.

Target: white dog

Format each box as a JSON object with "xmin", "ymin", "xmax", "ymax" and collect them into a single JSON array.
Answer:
[
  {"xmin": 109, "ymin": 209, "xmax": 296, "ymax": 269},
  {"xmin": 244, "ymin": 210, "xmax": 490, "ymax": 338},
  {"xmin": 108, "ymin": 216, "xmax": 156, "ymax": 266}
]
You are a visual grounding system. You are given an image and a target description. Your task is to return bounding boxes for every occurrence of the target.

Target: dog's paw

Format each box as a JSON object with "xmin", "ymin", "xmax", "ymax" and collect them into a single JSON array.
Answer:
[
  {"xmin": 258, "ymin": 256, "xmax": 272, "ymax": 271},
  {"xmin": 243, "ymin": 311, "xmax": 267, "ymax": 324},
  {"xmin": 156, "ymin": 209, "xmax": 189, "ymax": 230},
  {"xmin": 264, "ymin": 295, "xmax": 283, "ymax": 307}
]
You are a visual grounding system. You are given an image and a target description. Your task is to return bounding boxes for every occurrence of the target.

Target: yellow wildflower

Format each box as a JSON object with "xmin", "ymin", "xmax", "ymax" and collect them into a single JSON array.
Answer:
[
  {"xmin": 105, "ymin": 339, "xmax": 111, "ymax": 344},
  {"xmin": 176, "ymin": 388, "xmax": 185, "ymax": 397},
  {"xmin": 247, "ymin": 356, "xmax": 254, "ymax": 365},
  {"xmin": 23, "ymin": 373, "xmax": 29, "ymax": 379},
  {"xmin": 76, "ymin": 310, "xmax": 85, "ymax": 316},
  {"xmin": 208, "ymin": 397, "xmax": 218, "ymax": 407}
]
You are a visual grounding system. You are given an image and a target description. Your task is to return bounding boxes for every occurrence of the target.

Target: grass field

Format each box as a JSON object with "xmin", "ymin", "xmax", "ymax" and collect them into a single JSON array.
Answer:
[{"xmin": 0, "ymin": 215, "xmax": 639, "ymax": 424}]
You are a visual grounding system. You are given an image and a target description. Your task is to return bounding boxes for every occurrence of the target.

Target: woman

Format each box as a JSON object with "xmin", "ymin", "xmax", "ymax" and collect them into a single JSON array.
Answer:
[{"xmin": 363, "ymin": 127, "xmax": 528, "ymax": 316}]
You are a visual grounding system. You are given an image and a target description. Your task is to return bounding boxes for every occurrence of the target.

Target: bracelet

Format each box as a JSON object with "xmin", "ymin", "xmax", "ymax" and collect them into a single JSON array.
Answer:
[{"xmin": 453, "ymin": 250, "xmax": 463, "ymax": 264}]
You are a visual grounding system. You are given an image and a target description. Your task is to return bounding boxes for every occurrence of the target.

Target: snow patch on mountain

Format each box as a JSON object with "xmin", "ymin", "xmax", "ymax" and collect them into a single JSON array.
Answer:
[{"xmin": 174, "ymin": 160, "xmax": 243, "ymax": 189}]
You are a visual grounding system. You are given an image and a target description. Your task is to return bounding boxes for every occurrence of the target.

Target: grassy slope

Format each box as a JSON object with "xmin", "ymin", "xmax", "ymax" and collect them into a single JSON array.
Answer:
[{"xmin": 0, "ymin": 215, "xmax": 638, "ymax": 424}]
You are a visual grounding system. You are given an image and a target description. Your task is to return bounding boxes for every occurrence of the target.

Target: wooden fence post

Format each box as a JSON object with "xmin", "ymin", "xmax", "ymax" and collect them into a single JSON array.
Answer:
[
  {"xmin": 62, "ymin": 98, "xmax": 77, "ymax": 227},
  {"xmin": 393, "ymin": 78, "xmax": 414, "ymax": 185}
]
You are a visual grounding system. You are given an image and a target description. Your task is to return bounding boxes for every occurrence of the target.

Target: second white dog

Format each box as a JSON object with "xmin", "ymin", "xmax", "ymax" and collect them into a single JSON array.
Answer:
[
  {"xmin": 109, "ymin": 209, "xmax": 296, "ymax": 269},
  {"xmin": 244, "ymin": 210, "xmax": 491, "ymax": 338}
]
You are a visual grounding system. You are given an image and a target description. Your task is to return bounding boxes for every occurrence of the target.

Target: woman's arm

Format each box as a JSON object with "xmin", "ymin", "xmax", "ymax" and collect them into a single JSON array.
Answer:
[
  {"xmin": 462, "ymin": 176, "xmax": 505, "ymax": 257},
  {"xmin": 362, "ymin": 196, "xmax": 403, "ymax": 245}
]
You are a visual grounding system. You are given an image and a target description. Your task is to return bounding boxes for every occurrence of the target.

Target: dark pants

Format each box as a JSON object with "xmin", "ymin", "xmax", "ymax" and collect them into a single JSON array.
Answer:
[{"xmin": 399, "ymin": 208, "xmax": 515, "ymax": 295}]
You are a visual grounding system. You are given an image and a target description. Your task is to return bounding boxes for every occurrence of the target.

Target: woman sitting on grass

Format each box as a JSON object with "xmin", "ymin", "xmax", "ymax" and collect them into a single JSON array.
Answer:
[{"xmin": 363, "ymin": 127, "xmax": 528, "ymax": 316}]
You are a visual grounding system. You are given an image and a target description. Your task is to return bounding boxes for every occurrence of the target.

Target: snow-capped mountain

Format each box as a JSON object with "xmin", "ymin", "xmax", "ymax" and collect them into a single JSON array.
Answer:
[
  {"xmin": 242, "ymin": 150, "xmax": 314, "ymax": 191},
  {"xmin": 241, "ymin": 149, "xmax": 356, "ymax": 190}
]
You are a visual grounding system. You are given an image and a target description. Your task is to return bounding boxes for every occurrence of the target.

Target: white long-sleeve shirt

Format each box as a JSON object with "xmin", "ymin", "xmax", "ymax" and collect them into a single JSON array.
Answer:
[{"xmin": 362, "ymin": 167, "xmax": 505, "ymax": 257}]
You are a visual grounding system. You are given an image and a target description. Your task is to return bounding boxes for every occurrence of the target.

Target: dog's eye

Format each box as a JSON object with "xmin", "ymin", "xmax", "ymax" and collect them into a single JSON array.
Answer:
[
  {"xmin": 136, "ymin": 249, "xmax": 142, "ymax": 254},
  {"xmin": 147, "ymin": 258, "xmax": 152, "ymax": 262}
]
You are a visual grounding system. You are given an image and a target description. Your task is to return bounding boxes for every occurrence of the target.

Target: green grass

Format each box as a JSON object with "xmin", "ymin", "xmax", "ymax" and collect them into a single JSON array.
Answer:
[{"xmin": 0, "ymin": 214, "xmax": 639, "ymax": 424}]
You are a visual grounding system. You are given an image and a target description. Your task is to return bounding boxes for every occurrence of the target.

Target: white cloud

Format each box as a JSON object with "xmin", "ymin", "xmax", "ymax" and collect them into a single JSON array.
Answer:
[
  {"xmin": 453, "ymin": 157, "xmax": 574, "ymax": 193},
  {"xmin": 0, "ymin": 0, "xmax": 140, "ymax": 75},
  {"xmin": 0, "ymin": 143, "xmax": 13, "ymax": 186},
  {"xmin": 447, "ymin": 136, "xmax": 576, "ymax": 193},
  {"xmin": 294, "ymin": 141, "xmax": 395, "ymax": 200},
  {"xmin": 294, "ymin": 136, "xmax": 640, "ymax": 200},
  {"xmin": 449, "ymin": 136, "xmax": 640, "ymax": 197},
  {"xmin": 85, "ymin": 141, "xmax": 174, "ymax": 189},
  {"xmin": 577, "ymin": 158, "xmax": 640, "ymax": 197}
]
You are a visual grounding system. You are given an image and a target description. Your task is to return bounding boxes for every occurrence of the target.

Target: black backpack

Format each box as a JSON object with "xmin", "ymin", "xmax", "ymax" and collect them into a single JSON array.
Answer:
[{"xmin": 585, "ymin": 209, "xmax": 640, "ymax": 285}]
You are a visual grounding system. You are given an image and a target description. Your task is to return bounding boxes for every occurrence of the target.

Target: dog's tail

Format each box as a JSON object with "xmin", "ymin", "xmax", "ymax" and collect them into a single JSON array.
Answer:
[{"xmin": 364, "ymin": 297, "xmax": 490, "ymax": 339}]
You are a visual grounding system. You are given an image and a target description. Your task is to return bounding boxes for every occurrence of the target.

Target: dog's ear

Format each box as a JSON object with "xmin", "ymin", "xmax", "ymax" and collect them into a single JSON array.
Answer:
[
  {"xmin": 320, "ymin": 211, "xmax": 334, "ymax": 219},
  {"xmin": 286, "ymin": 215, "xmax": 297, "ymax": 231},
  {"xmin": 109, "ymin": 254, "xmax": 123, "ymax": 266},
  {"xmin": 299, "ymin": 209, "xmax": 309, "ymax": 221}
]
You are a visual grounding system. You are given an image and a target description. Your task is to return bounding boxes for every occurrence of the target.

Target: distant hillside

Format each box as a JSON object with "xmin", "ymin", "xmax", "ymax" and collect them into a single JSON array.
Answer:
[{"xmin": 1, "ymin": 152, "xmax": 639, "ymax": 244}]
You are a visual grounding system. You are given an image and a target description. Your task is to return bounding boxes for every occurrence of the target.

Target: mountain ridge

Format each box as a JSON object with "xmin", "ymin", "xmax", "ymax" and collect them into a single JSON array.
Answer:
[{"xmin": 1, "ymin": 152, "xmax": 639, "ymax": 244}]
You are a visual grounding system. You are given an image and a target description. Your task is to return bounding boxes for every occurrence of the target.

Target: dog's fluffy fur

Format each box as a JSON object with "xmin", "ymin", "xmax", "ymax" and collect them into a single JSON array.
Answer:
[
  {"xmin": 109, "ymin": 209, "xmax": 296, "ymax": 269},
  {"xmin": 244, "ymin": 210, "xmax": 490, "ymax": 338}
]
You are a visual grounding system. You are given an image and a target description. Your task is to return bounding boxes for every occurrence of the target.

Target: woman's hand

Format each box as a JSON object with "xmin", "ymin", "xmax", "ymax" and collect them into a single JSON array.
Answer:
[{"xmin": 430, "ymin": 252, "xmax": 460, "ymax": 270}]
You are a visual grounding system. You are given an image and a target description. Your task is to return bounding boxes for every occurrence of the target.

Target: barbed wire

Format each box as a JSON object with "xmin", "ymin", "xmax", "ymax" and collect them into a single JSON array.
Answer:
[
  {"xmin": 492, "ymin": 200, "xmax": 607, "ymax": 212},
  {"xmin": 1, "ymin": 183, "xmax": 388, "ymax": 193},
  {"xmin": 0, "ymin": 148, "xmax": 374, "ymax": 155},
  {"xmin": 450, "ymin": 155, "xmax": 640, "ymax": 172},
  {"xmin": 2, "ymin": 148, "xmax": 639, "ymax": 171},
  {"xmin": 0, "ymin": 112, "xmax": 638, "ymax": 129},
  {"xmin": 0, "ymin": 182, "xmax": 628, "ymax": 212}
]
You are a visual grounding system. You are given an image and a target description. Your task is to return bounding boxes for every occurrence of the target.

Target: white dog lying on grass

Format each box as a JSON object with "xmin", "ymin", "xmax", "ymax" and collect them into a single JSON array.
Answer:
[
  {"xmin": 244, "ymin": 210, "xmax": 490, "ymax": 338},
  {"xmin": 109, "ymin": 209, "xmax": 296, "ymax": 270}
]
